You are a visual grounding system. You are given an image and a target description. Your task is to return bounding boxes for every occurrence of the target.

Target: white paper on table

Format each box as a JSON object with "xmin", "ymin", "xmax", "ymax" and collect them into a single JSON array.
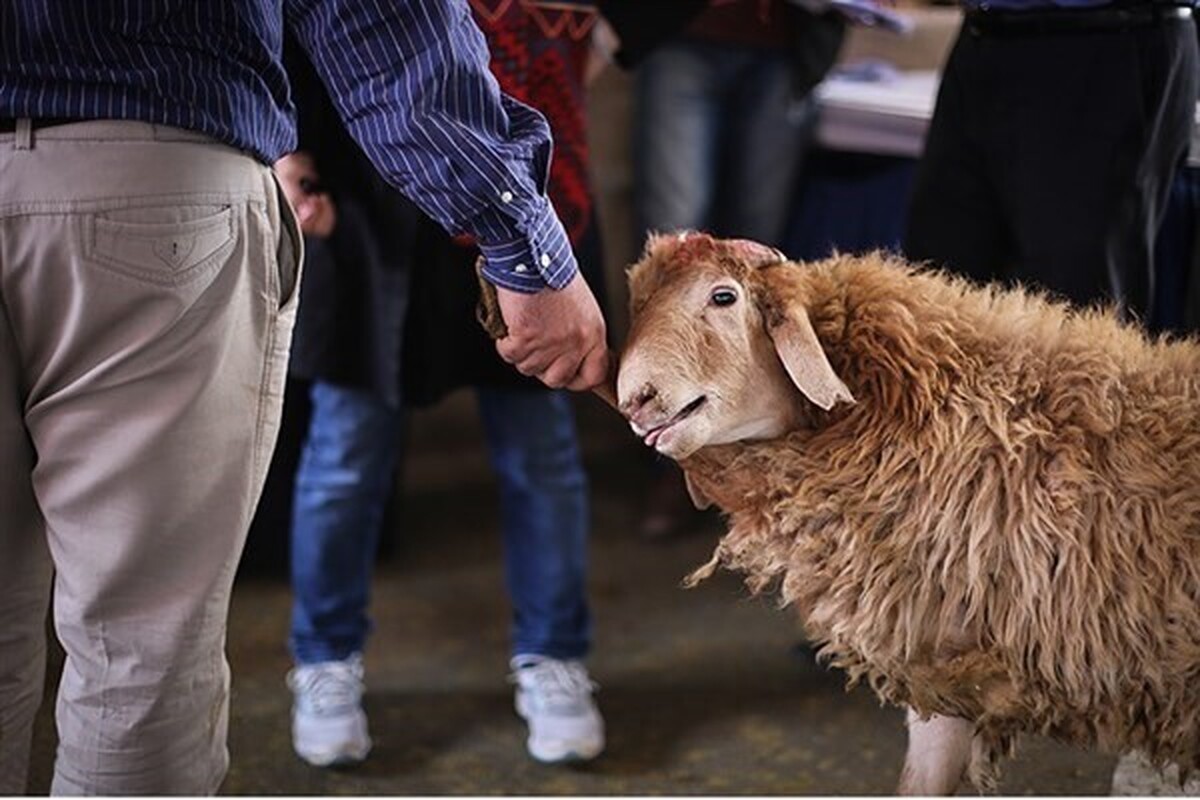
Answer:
[{"xmin": 786, "ymin": 0, "xmax": 916, "ymax": 34}]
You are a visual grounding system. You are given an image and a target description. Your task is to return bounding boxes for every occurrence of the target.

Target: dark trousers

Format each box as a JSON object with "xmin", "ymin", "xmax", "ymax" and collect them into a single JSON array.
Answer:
[{"xmin": 904, "ymin": 14, "xmax": 1199, "ymax": 323}]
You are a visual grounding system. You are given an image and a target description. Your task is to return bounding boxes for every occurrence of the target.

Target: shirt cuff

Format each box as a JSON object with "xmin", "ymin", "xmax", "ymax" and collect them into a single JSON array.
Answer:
[{"xmin": 478, "ymin": 204, "xmax": 578, "ymax": 293}]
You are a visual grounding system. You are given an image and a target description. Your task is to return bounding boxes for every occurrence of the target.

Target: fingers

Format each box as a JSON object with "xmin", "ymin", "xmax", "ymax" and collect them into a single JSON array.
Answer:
[
  {"xmin": 495, "ymin": 335, "xmax": 535, "ymax": 368},
  {"xmin": 538, "ymin": 353, "xmax": 582, "ymax": 389},
  {"xmin": 295, "ymin": 195, "xmax": 336, "ymax": 237},
  {"xmin": 566, "ymin": 345, "xmax": 610, "ymax": 392},
  {"xmin": 494, "ymin": 337, "xmax": 569, "ymax": 384},
  {"xmin": 494, "ymin": 341, "xmax": 608, "ymax": 391},
  {"xmin": 491, "ymin": 273, "xmax": 609, "ymax": 391},
  {"xmin": 273, "ymin": 152, "xmax": 336, "ymax": 237},
  {"xmin": 273, "ymin": 152, "xmax": 316, "ymax": 209},
  {"xmin": 295, "ymin": 197, "xmax": 317, "ymax": 226}
]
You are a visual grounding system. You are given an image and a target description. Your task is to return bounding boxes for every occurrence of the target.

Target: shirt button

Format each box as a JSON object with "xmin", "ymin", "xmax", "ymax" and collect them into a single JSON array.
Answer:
[
  {"xmin": 500, "ymin": 190, "xmax": 514, "ymax": 203},
  {"xmin": 540, "ymin": 254, "xmax": 551, "ymax": 268},
  {"xmin": 514, "ymin": 263, "xmax": 529, "ymax": 273}
]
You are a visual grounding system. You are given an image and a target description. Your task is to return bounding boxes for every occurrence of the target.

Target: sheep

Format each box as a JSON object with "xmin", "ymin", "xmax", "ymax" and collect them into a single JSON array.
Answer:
[{"xmin": 615, "ymin": 232, "xmax": 1200, "ymax": 794}]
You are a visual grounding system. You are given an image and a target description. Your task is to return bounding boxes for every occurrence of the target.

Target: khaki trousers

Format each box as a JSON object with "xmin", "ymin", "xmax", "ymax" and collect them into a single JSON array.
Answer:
[{"xmin": 0, "ymin": 120, "xmax": 300, "ymax": 794}]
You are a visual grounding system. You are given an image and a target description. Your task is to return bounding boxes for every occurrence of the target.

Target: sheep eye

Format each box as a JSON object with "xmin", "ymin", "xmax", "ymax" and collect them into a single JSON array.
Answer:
[{"xmin": 710, "ymin": 288, "xmax": 738, "ymax": 307}]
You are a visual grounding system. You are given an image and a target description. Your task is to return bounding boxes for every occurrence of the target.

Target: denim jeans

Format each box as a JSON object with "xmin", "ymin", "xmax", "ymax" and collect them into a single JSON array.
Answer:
[
  {"xmin": 289, "ymin": 381, "xmax": 590, "ymax": 665},
  {"xmin": 634, "ymin": 39, "xmax": 815, "ymax": 245}
]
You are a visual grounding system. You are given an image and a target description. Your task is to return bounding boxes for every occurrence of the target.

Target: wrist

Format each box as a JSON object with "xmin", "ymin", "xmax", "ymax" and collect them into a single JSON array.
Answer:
[{"xmin": 475, "ymin": 203, "xmax": 578, "ymax": 292}]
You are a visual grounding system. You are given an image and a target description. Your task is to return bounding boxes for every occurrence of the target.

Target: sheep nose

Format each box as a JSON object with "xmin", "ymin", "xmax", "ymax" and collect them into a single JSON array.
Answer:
[{"xmin": 619, "ymin": 384, "xmax": 658, "ymax": 419}]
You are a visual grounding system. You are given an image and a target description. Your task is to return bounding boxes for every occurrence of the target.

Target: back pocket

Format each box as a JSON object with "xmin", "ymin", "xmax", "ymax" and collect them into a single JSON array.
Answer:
[{"xmin": 89, "ymin": 204, "xmax": 236, "ymax": 287}]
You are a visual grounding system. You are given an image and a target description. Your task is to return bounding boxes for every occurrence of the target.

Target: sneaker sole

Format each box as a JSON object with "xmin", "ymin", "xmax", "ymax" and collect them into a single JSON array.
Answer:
[
  {"xmin": 515, "ymin": 693, "xmax": 604, "ymax": 764},
  {"xmin": 526, "ymin": 741, "xmax": 604, "ymax": 765},
  {"xmin": 291, "ymin": 704, "xmax": 372, "ymax": 769},
  {"xmin": 295, "ymin": 741, "xmax": 372, "ymax": 769}
]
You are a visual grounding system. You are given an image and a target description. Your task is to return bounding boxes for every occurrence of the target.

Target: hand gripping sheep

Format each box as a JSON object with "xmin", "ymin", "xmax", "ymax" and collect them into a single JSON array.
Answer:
[{"xmin": 612, "ymin": 232, "xmax": 1200, "ymax": 794}]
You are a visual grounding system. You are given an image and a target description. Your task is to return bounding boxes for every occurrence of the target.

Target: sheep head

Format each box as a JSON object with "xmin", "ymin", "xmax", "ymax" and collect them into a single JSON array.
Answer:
[{"xmin": 618, "ymin": 232, "xmax": 855, "ymax": 462}]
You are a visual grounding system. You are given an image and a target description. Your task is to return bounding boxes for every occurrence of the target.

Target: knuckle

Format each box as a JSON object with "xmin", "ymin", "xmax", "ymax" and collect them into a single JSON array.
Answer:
[
  {"xmin": 540, "ymin": 361, "xmax": 575, "ymax": 388},
  {"xmin": 495, "ymin": 343, "xmax": 519, "ymax": 364}
]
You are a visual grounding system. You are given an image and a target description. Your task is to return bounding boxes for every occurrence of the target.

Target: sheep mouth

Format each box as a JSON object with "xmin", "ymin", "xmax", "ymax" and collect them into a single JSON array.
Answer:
[{"xmin": 643, "ymin": 395, "xmax": 707, "ymax": 448}]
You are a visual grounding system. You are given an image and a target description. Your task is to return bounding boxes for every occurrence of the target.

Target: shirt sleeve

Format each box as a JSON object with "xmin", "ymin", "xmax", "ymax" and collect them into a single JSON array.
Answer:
[{"xmin": 285, "ymin": 0, "xmax": 577, "ymax": 292}]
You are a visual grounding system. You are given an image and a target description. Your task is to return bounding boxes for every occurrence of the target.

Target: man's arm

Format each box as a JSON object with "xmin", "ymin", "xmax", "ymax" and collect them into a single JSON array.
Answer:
[{"xmin": 286, "ymin": 0, "xmax": 607, "ymax": 389}]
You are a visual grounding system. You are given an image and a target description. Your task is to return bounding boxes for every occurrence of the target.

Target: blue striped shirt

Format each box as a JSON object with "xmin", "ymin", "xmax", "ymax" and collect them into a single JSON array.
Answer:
[
  {"xmin": 961, "ymin": 1, "xmax": 1119, "ymax": 8},
  {"xmin": 0, "ymin": 0, "xmax": 575, "ymax": 292}
]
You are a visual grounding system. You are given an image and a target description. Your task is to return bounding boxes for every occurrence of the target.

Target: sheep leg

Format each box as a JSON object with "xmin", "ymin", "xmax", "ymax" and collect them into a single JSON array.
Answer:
[{"xmin": 898, "ymin": 707, "xmax": 974, "ymax": 795}]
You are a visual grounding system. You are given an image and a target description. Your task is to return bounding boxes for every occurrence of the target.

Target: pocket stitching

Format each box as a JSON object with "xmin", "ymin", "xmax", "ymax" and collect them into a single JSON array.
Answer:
[{"xmin": 87, "ymin": 206, "xmax": 237, "ymax": 288}]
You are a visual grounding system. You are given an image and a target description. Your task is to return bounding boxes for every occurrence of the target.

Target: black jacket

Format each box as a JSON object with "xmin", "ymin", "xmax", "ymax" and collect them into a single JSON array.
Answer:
[{"xmin": 285, "ymin": 42, "xmax": 418, "ymax": 409}]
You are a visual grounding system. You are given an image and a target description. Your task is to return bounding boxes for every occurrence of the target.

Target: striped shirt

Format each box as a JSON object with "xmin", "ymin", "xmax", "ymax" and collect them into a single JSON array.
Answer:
[
  {"xmin": 0, "ymin": 0, "xmax": 574, "ymax": 292},
  {"xmin": 960, "ymin": 1, "xmax": 1117, "ymax": 8}
]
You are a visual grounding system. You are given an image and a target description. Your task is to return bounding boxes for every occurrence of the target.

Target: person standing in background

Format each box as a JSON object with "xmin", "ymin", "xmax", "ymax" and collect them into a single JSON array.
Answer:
[
  {"xmin": 278, "ymin": 0, "xmax": 609, "ymax": 771},
  {"xmin": 904, "ymin": 0, "xmax": 1198, "ymax": 326},
  {"xmin": 632, "ymin": 0, "xmax": 844, "ymax": 246},
  {"xmin": 621, "ymin": 0, "xmax": 845, "ymax": 537},
  {"xmin": 0, "ymin": 1, "xmax": 607, "ymax": 794}
]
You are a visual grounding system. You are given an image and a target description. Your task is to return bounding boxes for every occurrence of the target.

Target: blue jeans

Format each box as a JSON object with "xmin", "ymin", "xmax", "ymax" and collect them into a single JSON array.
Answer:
[
  {"xmin": 289, "ymin": 381, "xmax": 590, "ymax": 664},
  {"xmin": 634, "ymin": 40, "xmax": 815, "ymax": 245}
]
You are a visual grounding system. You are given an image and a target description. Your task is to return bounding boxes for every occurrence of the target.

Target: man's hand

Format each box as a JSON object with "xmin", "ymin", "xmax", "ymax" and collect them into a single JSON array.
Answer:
[
  {"xmin": 274, "ymin": 152, "xmax": 337, "ymax": 238},
  {"xmin": 495, "ymin": 273, "xmax": 610, "ymax": 391}
]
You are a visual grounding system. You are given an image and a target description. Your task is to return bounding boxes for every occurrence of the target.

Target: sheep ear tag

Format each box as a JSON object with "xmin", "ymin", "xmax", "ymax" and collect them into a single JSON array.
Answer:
[
  {"xmin": 769, "ymin": 309, "xmax": 855, "ymax": 411},
  {"xmin": 684, "ymin": 472, "xmax": 713, "ymax": 510}
]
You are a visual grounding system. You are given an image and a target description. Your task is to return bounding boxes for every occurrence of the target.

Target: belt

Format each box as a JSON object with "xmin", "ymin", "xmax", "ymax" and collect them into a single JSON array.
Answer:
[
  {"xmin": 965, "ymin": 4, "xmax": 1194, "ymax": 36},
  {"xmin": 0, "ymin": 117, "xmax": 78, "ymax": 134}
]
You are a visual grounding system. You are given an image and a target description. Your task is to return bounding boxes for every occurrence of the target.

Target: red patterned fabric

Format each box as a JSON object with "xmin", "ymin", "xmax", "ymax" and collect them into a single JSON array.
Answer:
[{"xmin": 469, "ymin": 0, "xmax": 597, "ymax": 246}]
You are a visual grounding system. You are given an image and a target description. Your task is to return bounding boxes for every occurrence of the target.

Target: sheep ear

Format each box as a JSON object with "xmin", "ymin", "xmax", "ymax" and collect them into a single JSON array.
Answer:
[
  {"xmin": 767, "ymin": 307, "xmax": 855, "ymax": 411},
  {"xmin": 684, "ymin": 472, "xmax": 713, "ymax": 510}
]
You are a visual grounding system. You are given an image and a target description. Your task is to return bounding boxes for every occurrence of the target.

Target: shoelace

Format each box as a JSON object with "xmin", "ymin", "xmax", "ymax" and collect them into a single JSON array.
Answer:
[
  {"xmin": 288, "ymin": 660, "xmax": 364, "ymax": 715},
  {"xmin": 512, "ymin": 659, "xmax": 598, "ymax": 712}
]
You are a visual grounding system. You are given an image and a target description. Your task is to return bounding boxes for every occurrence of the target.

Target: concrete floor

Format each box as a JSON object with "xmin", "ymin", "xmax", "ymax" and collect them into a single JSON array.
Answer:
[{"xmin": 27, "ymin": 394, "xmax": 1117, "ymax": 795}]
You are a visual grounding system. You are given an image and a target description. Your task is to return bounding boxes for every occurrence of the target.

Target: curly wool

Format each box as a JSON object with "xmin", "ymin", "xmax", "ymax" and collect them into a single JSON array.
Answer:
[{"xmin": 681, "ymin": 253, "xmax": 1200, "ymax": 787}]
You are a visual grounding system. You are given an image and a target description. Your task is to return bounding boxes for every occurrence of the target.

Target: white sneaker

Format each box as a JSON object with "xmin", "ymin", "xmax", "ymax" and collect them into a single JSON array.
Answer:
[
  {"xmin": 510, "ymin": 655, "xmax": 605, "ymax": 764},
  {"xmin": 287, "ymin": 653, "xmax": 372, "ymax": 767}
]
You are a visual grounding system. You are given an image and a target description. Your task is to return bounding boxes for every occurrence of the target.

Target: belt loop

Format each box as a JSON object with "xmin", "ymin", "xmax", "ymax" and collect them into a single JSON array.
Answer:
[{"xmin": 14, "ymin": 118, "xmax": 32, "ymax": 150}]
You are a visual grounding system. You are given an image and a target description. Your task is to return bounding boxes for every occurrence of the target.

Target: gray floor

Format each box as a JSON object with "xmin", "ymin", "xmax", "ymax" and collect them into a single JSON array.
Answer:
[{"xmin": 27, "ymin": 394, "xmax": 1116, "ymax": 795}]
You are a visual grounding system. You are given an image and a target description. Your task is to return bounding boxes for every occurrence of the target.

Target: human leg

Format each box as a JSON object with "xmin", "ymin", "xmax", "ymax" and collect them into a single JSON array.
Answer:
[
  {"xmin": 902, "ymin": 34, "xmax": 1013, "ymax": 282},
  {"xmin": 631, "ymin": 45, "xmax": 720, "ymax": 529},
  {"xmin": 289, "ymin": 381, "xmax": 402, "ymax": 665},
  {"xmin": 477, "ymin": 388, "xmax": 589, "ymax": 660},
  {"xmin": 0, "ymin": 120, "xmax": 298, "ymax": 794},
  {"xmin": 634, "ymin": 41, "xmax": 723, "ymax": 235},
  {"xmin": 476, "ymin": 387, "xmax": 602, "ymax": 763},
  {"xmin": 721, "ymin": 49, "xmax": 815, "ymax": 245},
  {"xmin": 992, "ymin": 22, "xmax": 1198, "ymax": 318},
  {"xmin": 0, "ymin": 250, "xmax": 53, "ymax": 795},
  {"xmin": 632, "ymin": 42, "xmax": 731, "ymax": 535},
  {"xmin": 288, "ymin": 380, "xmax": 403, "ymax": 766}
]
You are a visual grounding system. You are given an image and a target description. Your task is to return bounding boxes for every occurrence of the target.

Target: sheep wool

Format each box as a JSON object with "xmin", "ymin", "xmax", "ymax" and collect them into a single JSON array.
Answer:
[{"xmin": 678, "ymin": 252, "xmax": 1200, "ymax": 788}]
